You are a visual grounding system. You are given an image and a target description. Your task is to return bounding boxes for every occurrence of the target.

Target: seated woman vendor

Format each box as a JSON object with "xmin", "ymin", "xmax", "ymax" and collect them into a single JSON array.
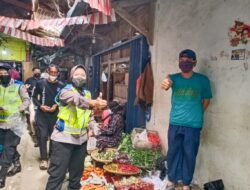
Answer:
[{"xmin": 90, "ymin": 101, "xmax": 125, "ymax": 149}]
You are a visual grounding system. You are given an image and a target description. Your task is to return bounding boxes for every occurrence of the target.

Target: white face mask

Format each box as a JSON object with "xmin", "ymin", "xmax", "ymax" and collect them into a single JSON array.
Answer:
[{"xmin": 49, "ymin": 75, "xmax": 57, "ymax": 82}]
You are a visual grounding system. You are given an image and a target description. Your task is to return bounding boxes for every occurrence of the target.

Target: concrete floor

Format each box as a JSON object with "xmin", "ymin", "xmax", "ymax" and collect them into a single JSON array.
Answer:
[{"xmin": 4, "ymin": 132, "xmax": 68, "ymax": 190}]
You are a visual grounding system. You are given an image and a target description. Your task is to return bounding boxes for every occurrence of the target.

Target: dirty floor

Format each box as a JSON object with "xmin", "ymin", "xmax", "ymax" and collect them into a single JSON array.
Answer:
[{"xmin": 4, "ymin": 132, "xmax": 68, "ymax": 190}]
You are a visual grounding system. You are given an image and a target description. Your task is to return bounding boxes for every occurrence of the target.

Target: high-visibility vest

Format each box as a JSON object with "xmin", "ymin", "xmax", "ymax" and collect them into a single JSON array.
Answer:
[
  {"xmin": 57, "ymin": 85, "xmax": 92, "ymax": 135},
  {"xmin": 0, "ymin": 84, "xmax": 22, "ymax": 122}
]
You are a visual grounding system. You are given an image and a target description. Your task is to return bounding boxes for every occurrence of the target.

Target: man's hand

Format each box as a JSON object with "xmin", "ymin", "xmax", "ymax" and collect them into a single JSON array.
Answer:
[
  {"xmin": 161, "ymin": 75, "xmax": 173, "ymax": 90},
  {"xmin": 25, "ymin": 84, "xmax": 31, "ymax": 89},
  {"xmin": 40, "ymin": 105, "xmax": 51, "ymax": 112},
  {"xmin": 90, "ymin": 93, "xmax": 107, "ymax": 110},
  {"xmin": 48, "ymin": 104, "xmax": 58, "ymax": 113},
  {"xmin": 95, "ymin": 98, "xmax": 107, "ymax": 110}
]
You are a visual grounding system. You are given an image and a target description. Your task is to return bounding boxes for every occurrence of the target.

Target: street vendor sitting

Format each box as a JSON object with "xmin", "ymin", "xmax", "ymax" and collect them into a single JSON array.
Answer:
[{"xmin": 91, "ymin": 101, "xmax": 125, "ymax": 149}]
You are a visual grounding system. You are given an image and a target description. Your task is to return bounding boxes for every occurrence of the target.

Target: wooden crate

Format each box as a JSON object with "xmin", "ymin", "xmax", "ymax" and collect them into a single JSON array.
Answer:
[
  {"xmin": 124, "ymin": 72, "xmax": 129, "ymax": 86},
  {"xmin": 121, "ymin": 48, "xmax": 130, "ymax": 57},
  {"xmin": 112, "ymin": 72, "xmax": 125, "ymax": 83},
  {"xmin": 102, "ymin": 54, "xmax": 109, "ymax": 62},
  {"xmin": 111, "ymin": 50, "xmax": 121, "ymax": 59},
  {"xmin": 113, "ymin": 84, "xmax": 128, "ymax": 99}
]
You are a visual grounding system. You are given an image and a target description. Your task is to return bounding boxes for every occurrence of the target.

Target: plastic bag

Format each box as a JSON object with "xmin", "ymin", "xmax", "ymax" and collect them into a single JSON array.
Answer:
[
  {"xmin": 204, "ymin": 179, "xmax": 224, "ymax": 190},
  {"xmin": 131, "ymin": 128, "xmax": 152, "ymax": 150},
  {"xmin": 155, "ymin": 156, "xmax": 168, "ymax": 180},
  {"xmin": 6, "ymin": 112, "xmax": 26, "ymax": 137},
  {"xmin": 87, "ymin": 137, "xmax": 97, "ymax": 153}
]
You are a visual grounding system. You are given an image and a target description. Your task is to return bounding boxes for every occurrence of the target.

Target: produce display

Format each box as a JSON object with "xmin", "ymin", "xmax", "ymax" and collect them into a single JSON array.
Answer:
[
  {"xmin": 113, "ymin": 177, "xmax": 154, "ymax": 190},
  {"xmin": 81, "ymin": 131, "xmax": 164, "ymax": 190},
  {"xmin": 103, "ymin": 163, "xmax": 141, "ymax": 175},
  {"xmin": 147, "ymin": 132, "xmax": 161, "ymax": 149},
  {"xmin": 81, "ymin": 184, "xmax": 108, "ymax": 190},
  {"xmin": 81, "ymin": 166, "xmax": 105, "ymax": 180},
  {"xmin": 118, "ymin": 164, "xmax": 140, "ymax": 173},
  {"xmin": 81, "ymin": 183, "xmax": 114, "ymax": 190},
  {"xmin": 113, "ymin": 176, "xmax": 139, "ymax": 186},
  {"xmin": 118, "ymin": 134, "xmax": 162, "ymax": 169},
  {"xmin": 112, "ymin": 152, "xmax": 130, "ymax": 164},
  {"xmin": 91, "ymin": 148, "xmax": 117, "ymax": 163}
]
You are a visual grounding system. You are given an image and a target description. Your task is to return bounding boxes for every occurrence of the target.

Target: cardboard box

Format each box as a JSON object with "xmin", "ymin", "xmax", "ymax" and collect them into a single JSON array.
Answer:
[
  {"xmin": 113, "ymin": 84, "xmax": 128, "ymax": 99},
  {"xmin": 124, "ymin": 72, "xmax": 129, "ymax": 86}
]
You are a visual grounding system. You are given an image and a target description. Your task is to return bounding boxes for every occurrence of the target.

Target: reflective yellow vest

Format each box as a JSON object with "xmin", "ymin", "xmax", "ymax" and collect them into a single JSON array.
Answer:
[
  {"xmin": 57, "ymin": 85, "xmax": 92, "ymax": 135},
  {"xmin": 0, "ymin": 84, "xmax": 22, "ymax": 122}
]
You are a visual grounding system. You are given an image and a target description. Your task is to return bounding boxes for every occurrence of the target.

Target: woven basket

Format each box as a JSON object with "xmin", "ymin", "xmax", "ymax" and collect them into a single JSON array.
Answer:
[
  {"xmin": 91, "ymin": 148, "xmax": 117, "ymax": 164},
  {"xmin": 103, "ymin": 164, "xmax": 141, "ymax": 176}
]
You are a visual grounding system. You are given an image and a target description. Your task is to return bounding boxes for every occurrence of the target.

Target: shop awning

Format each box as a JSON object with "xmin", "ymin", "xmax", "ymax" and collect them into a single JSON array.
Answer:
[
  {"xmin": 0, "ymin": 26, "xmax": 64, "ymax": 47},
  {"xmin": 84, "ymin": 0, "xmax": 112, "ymax": 16},
  {"xmin": 0, "ymin": 9, "xmax": 116, "ymax": 47}
]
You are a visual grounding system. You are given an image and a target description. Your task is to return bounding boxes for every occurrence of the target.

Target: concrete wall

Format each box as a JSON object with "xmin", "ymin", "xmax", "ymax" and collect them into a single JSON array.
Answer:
[{"xmin": 148, "ymin": 0, "xmax": 250, "ymax": 189}]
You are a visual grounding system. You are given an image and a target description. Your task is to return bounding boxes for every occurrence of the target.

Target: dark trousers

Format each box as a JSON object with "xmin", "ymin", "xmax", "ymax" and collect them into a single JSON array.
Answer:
[
  {"xmin": 167, "ymin": 124, "xmax": 201, "ymax": 185},
  {"xmin": 46, "ymin": 140, "xmax": 87, "ymax": 190},
  {"xmin": 36, "ymin": 111, "xmax": 57, "ymax": 160},
  {"xmin": 0, "ymin": 129, "xmax": 20, "ymax": 168}
]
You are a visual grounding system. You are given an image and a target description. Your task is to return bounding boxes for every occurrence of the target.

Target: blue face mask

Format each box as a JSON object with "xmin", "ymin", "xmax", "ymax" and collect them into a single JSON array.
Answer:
[{"xmin": 179, "ymin": 61, "xmax": 194, "ymax": 73}]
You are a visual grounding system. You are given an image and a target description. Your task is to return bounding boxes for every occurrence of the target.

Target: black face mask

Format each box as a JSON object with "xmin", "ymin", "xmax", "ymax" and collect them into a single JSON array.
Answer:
[
  {"xmin": 34, "ymin": 73, "xmax": 41, "ymax": 79},
  {"xmin": 0, "ymin": 75, "xmax": 11, "ymax": 87}
]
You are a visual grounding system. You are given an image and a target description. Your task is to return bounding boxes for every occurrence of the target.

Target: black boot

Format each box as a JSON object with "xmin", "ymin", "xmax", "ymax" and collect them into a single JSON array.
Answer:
[
  {"xmin": 0, "ymin": 167, "xmax": 8, "ymax": 188},
  {"xmin": 7, "ymin": 160, "xmax": 21, "ymax": 177}
]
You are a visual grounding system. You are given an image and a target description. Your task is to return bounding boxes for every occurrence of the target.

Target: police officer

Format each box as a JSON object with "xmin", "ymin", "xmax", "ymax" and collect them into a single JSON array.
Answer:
[
  {"xmin": 46, "ymin": 65, "xmax": 107, "ymax": 190},
  {"xmin": 0, "ymin": 63, "xmax": 30, "ymax": 188}
]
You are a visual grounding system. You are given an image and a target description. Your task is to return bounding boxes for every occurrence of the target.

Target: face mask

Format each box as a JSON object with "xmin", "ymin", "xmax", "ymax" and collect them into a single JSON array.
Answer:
[
  {"xmin": 179, "ymin": 61, "xmax": 194, "ymax": 73},
  {"xmin": 49, "ymin": 75, "xmax": 57, "ymax": 82},
  {"xmin": 72, "ymin": 77, "xmax": 87, "ymax": 88},
  {"xmin": 0, "ymin": 75, "xmax": 11, "ymax": 86},
  {"xmin": 34, "ymin": 73, "xmax": 41, "ymax": 78}
]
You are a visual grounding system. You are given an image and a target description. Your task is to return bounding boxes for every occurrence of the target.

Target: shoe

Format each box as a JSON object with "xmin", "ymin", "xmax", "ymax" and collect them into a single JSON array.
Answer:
[
  {"xmin": 166, "ymin": 181, "xmax": 175, "ymax": 190},
  {"xmin": 39, "ymin": 160, "xmax": 48, "ymax": 170},
  {"xmin": 0, "ymin": 167, "xmax": 8, "ymax": 188},
  {"xmin": 7, "ymin": 160, "xmax": 22, "ymax": 176},
  {"xmin": 34, "ymin": 143, "xmax": 39, "ymax": 147},
  {"xmin": 0, "ymin": 178, "xmax": 5, "ymax": 189}
]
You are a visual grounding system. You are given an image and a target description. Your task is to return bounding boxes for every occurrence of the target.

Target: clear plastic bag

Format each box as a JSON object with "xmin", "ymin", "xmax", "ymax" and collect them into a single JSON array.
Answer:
[
  {"xmin": 6, "ymin": 112, "xmax": 27, "ymax": 137},
  {"xmin": 87, "ymin": 137, "xmax": 97, "ymax": 153},
  {"xmin": 131, "ymin": 128, "xmax": 152, "ymax": 150}
]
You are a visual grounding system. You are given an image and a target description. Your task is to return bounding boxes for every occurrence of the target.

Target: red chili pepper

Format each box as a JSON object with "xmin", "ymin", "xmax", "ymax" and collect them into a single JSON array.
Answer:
[{"xmin": 118, "ymin": 164, "xmax": 140, "ymax": 173}]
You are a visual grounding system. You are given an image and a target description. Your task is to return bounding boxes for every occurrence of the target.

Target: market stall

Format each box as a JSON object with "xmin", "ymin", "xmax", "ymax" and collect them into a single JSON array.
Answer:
[
  {"xmin": 81, "ymin": 129, "xmax": 168, "ymax": 190},
  {"xmin": 91, "ymin": 36, "xmax": 149, "ymax": 132}
]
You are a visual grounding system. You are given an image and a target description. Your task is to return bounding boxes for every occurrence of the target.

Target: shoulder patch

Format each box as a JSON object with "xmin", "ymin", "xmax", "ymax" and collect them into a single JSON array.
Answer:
[{"xmin": 64, "ymin": 84, "xmax": 73, "ymax": 90}]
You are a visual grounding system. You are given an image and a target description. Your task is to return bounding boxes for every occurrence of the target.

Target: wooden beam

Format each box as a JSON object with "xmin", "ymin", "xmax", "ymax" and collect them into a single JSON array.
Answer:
[
  {"xmin": 2, "ymin": 0, "xmax": 32, "ymax": 11},
  {"xmin": 112, "ymin": 0, "xmax": 155, "ymax": 8},
  {"xmin": 113, "ymin": 6, "xmax": 149, "ymax": 41}
]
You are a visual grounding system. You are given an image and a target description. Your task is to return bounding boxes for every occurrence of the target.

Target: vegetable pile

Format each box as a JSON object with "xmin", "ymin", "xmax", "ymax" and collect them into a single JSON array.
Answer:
[
  {"xmin": 113, "ymin": 176, "xmax": 154, "ymax": 190},
  {"xmin": 112, "ymin": 152, "xmax": 130, "ymax": 164},
  {"xmin": 95, "ymin": 149, "xmax": 117, "ymax": 161},
  {"xmin": 81, "ymin": 184, "xmax": 107, "ymax": 190},
  {"xmin": 81, "ymin": 166, "xmax": 105, "ymax": 180},
  {"xmin": 118, "ymin": 164, "xmax": 140, "ymax": 173},
  {"xmin": 147, "ymin": 132, "xmax": 161, "ymax": 149},
  {"xmin": 104, "ymin": 163, "xmax": 141, "ymax": 175},
  {"xmin": 118, "ymin": 133, "xmax": 162, "ymax": 169}
]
